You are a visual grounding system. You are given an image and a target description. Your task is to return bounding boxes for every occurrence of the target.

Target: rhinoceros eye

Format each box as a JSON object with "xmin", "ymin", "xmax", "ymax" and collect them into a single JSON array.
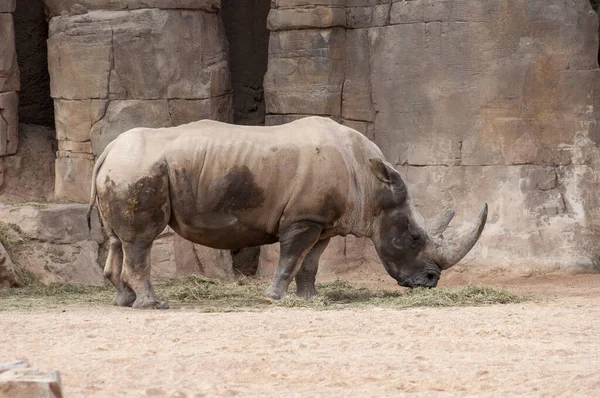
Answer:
[{"xmin": 407, "ymin": 230, "xmax": 421, "ymax": 248}]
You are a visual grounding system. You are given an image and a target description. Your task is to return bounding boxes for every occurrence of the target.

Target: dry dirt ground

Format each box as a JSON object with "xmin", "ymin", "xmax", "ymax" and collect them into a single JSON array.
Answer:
[{"xmin": 1, "ymin": 274, "xmax": 600, "ymax": 397}]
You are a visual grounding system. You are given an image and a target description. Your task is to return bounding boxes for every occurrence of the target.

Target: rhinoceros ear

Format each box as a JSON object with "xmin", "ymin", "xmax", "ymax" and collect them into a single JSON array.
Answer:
[{"xmin": 369, "ymin": 158, "xmax": 393, "ymax": 183}]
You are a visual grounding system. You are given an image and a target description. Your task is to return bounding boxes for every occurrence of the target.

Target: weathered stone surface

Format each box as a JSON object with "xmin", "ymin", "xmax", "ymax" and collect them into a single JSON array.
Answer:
[
  {"xmin": 46, "ymin": 6, "xmax": 233, "ymax": 201},
  {"xmin": 0, "ymin": 204, "xmax": 105, "ymax": 285},
  {"xmin": 89, "ymin": 100, "xmax": 171, "ymax": 156},
  {"xmin": 264, "ymin": 28, "xmax": 345, "ymax": 116},
  {"xmin": 267, "ymin": 6, "xmax": 346, "ymax": 30},
  {"xmin": 48, "ymin": 9, "xmax": 230, "ymax": 101},
  {"xmin": 0, "ymin": 13, "xmax": 19, "ymax": 92},
  {"xmin": 263, "ymin": 0, "xmax": 600, "ymax": 275},
  {"xmin": 54, "ymin": 154, "xmax": 94, "ymax": 202},
  {"xmin": 401, "ymin": 163, "xmax": 600, "ymax": 276},
  {"xmin": 168, "ymin": 95, "xmax": 234, "ymax": 127},
  {"xmin": 0, "ymin": 92, "xmax": 18, "ymax": 156},
  {"xmin": 0, "ymin": 360, "xmax": 63, "ymax": 398},
  {"xmin": 54, "ymin": 100, "xmax": 107, "ymax": 142},
  {"xmin": 0, "ymin": 241, "xmax": 21, "ymax": 287},
  {"xmin": 44, "ymin": 0, "xmax": 221, "ymax": 17},
  {"xmin": 342, "ymin": 28, "xmax": 374, "ymax": 122},
  {"xmin": 151, "ymin": 228, "xmax": 235, "ymax": 280},
  {"xmin": 0, "ymin": 0, "xmax": 16, "ymax": 13},
  {"xmin": 46, "ymin": 25, "xmax": 111, "ymax": 100},
  {"xmin": 0, "ymin": 124, "xmax": 56, "ymax": 203},
  {"xmin": 0, "ymin": 203, "xmax": 104, "ymax": 244}
]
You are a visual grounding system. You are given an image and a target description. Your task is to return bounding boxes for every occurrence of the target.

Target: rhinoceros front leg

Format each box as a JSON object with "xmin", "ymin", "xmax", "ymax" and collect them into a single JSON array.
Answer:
[
  {"xmin": 121, "ymin": 241, "xmax": 169, "ymax": 310},
  {"xmin": 295, "ymin": 238, "xmax": 330, "ymax": 299},
  {"xmin": 265, "ymin": 221, "xmax": 323, "ymax": 300}
]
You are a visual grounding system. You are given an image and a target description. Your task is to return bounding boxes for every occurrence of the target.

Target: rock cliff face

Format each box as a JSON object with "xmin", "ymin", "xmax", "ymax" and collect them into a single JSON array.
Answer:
[
  {"xmin": 2, "ymin": 0, "xmax": 600, "ymax": 284},
  {"xmin": 0, "ymin": 0, "xmax": 20, "ymax": 189},
  {"xmin": 45, "ymin": 0, "xmax": 233, "ymax": 202},
  {"xmin": 263, "ymin": 0, "xmax": 600, "ymax": 276}
]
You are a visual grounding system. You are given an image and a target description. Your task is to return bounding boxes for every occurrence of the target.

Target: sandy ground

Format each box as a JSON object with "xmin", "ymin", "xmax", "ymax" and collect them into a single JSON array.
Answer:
[{"xmin": 1, "ymin": 275, "xmax": 600, "ymax": 397}]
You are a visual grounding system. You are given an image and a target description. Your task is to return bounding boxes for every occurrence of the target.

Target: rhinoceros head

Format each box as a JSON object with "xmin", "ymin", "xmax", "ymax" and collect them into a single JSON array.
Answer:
[{"xmin": 369, "ymin": 158, "xmax": 487, "ymax": 288}]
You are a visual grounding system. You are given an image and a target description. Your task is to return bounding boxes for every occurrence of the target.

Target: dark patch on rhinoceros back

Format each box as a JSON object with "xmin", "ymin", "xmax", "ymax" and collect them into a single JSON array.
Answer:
[{"xmin": 214, "ymin": 166, "xmax": 265, "ymax": 212}]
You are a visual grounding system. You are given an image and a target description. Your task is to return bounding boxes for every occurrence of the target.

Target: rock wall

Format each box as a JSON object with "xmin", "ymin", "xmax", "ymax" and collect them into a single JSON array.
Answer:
[
  {"xmin": 263, "ymin": 0, "xmax": 600, "ymax": 277},
  {"xmin": 0, "ymin": 0, "xmax": 20, "ymax": 189},
  {"xmin": 0, "ymin": 124, "xmax": 56, "ymax": 202},
  {"xmin": 0, "ymin": 203, "xmax": 106, "ymax": 285},
  {"xmin": 45, "ymin": 0, "xmax": 233, "ymax": 202}
]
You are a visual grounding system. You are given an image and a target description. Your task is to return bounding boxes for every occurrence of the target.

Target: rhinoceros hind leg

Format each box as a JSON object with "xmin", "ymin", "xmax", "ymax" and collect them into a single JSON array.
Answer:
[
  {"xmin": 265, "ymin": 221, "xmax": 323, "ymax": 300},
  {"xmin": 295, "ymin": 238, "xmax": 330, "ymax": 299},
  {"xmin": 102, "ymin": 233, "xmax": 136, "ymax": 307},
  {"xmin": 121, "ymin": 241, "xmax": 168, "ymax": 310}
]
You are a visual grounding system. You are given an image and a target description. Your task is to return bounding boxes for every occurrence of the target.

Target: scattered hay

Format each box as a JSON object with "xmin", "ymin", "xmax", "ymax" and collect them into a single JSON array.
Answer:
[
  {"xmin": 0, "ymin": 277, "xmax": 528, "ymax": 312},
  {"xmin": 0, "ymin": 222, "xmax": 27, "ymax": 254},
  {"xmin": 0, "ymin": 283, "xmax": 113, "ymax": 310}
]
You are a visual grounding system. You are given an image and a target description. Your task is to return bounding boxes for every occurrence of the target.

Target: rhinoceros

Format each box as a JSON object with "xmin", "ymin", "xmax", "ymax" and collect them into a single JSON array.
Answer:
[{"xmin": 87, "ymin": 116, "xmax": 487, "ymax": 309}]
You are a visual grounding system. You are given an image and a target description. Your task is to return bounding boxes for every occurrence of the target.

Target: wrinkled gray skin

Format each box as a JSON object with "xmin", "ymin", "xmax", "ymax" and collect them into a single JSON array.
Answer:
[{"xmin": 87, "ymin": 117, "xmax": 487, "ymax": 309}]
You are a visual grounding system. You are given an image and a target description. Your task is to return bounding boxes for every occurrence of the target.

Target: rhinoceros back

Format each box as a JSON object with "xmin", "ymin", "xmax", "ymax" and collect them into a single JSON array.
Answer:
[{"xmin": 99, "ymin": 117, "xmax": 381, "ymax": 250}]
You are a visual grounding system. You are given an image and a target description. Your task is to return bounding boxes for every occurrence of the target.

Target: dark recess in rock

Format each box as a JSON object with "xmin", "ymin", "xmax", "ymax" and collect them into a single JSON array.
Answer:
[
  {"xmin": 14, "ymin": 0, "xmax": 55, "ymax": 128},
  {"xmin": 221, "ymin": 0, "xmax": 270, "ymax": 126}
]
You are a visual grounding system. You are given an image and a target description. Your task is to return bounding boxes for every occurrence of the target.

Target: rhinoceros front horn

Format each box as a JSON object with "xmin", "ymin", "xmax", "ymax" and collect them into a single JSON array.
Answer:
[{"xmin": 422, "ymin": 203, "xmax": 488, "ymax": 270}]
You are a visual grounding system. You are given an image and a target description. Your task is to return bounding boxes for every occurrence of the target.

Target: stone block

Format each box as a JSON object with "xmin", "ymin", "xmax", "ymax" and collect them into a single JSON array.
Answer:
[
  {"xmin": 0, "ymin": 242, "xmax": 21, "ymax": 287},
  {"xmin": 48, "ymin": 9, "xmax": 230, "ymax": 101},
  {"xmin": 47, "ymin": 22, "xmax": 112, "ymax": 100},
  {"xmin": 267, "ymin": 6, "xmax": 346, "ymax": 30},
  {"xmin": 0, "ymin": 92, "xmax": 18, "ymax": 156},
  {"xmin": 90, "ymin": 100, "xmax": 172, "ymax": 156},
  {"xmin": 168, "ymin": 95, "xmax": 234, "ymax": 126},
  {"xmin": 264, "ymin": 29, "xmax": 345, "ymax": 116},
  {"xmin": 0, "ymin": 204, "xmax": 105, "ymax": 285},
  {"xmin": 54, "ymin": 154, "xmax": 95, "ymax": 202},
  {"xmin": 54, "ymin": 99, "xmax": 107, "ymax": 142},
  {"xmin": 0, "ymin": 0, "xmax": 16, "ymax": 12},
  {"xmin": 110, "ymin": 9, "xmax": 230, "ymax": 99},
  {"xmin": 0, "ymin": 125, "xmax": 56, "ymax": 203},
  {"xmin": 342, "ymin": 28, "xmax": 374, "ymax": 122},
  {"xmin": 58, "ymin": 140, "xmax": 92, "ymax": 153},
  {"xmin": 44, "ymin": 0, "xmax": 221, "ymax": 17},
  {"xmin": 272, "ymin": 0, "xmax": 346, "ymax": 8},
  {"xmin": 0, "ymin": 13, "xmax": 19, "ymax": 92},
  {"xmin": 0, "ymin": 360, "xmax": 63, "ymax": 398},
  {"xmin": 151, "ymin": 231, "xmax": 235, "ymax": 280},
  {"xmin": 0, "ymin": 203, "xmax": 104, "ymax": 245}
]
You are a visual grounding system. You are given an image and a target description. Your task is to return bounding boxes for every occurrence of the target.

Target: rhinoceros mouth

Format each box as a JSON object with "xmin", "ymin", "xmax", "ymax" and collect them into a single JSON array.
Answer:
[{"xmin": 397, "ymin": 270, "xmax": 440, "ymax": 289}]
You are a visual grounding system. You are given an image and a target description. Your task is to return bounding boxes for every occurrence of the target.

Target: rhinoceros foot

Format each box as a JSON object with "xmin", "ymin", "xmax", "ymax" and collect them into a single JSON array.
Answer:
[
  {"xmin": 264, "ymin": 287, "xmax": 285, "ymax": 301},
  {"xmin": 296, "ymin": 286, "xmax": 318, "ymax": 299},
  {"xmin": 132, "ymin": 297, "xmax": 170, "ymax": 310},
  {"xmin": 111, "ymin": 287, "xmax": 136, "ymax": 307}
]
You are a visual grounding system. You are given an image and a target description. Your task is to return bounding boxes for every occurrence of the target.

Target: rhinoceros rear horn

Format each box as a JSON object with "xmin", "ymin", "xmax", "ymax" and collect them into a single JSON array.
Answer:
[
  {"xmin": 425, "ymin": 209, "xmax": 455, "ymax": 238},
  {"xmin": 423, "ymin": 203, "xmax": 488, "ymax": 270}
]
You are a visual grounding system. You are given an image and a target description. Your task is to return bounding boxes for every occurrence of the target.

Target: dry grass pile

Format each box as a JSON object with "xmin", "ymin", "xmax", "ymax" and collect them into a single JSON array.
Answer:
[{"xmin": 0, "ymin": 275, "xmax": 528, "ymax": 311}]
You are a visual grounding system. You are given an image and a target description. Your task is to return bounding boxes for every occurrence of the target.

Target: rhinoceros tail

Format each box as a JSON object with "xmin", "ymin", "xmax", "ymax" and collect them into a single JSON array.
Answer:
[{"xmin": 86, "ymin": 142, "xmax": 114, "ymax": 231}]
